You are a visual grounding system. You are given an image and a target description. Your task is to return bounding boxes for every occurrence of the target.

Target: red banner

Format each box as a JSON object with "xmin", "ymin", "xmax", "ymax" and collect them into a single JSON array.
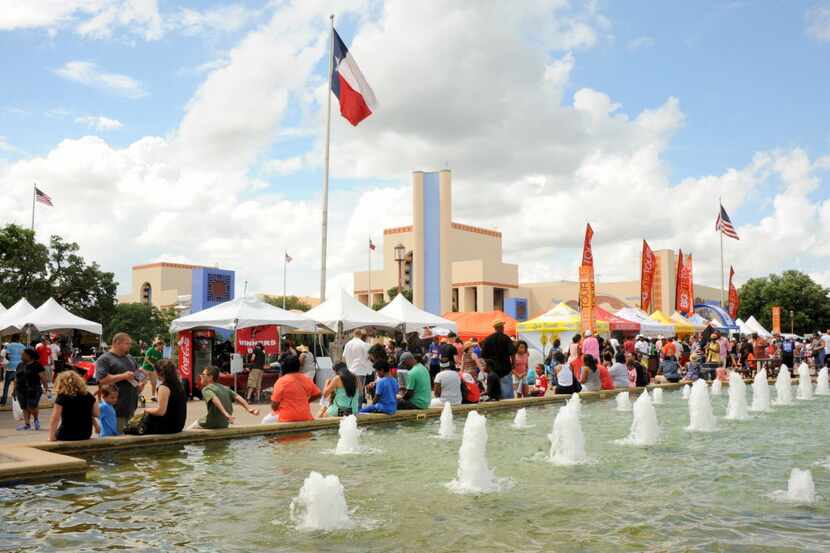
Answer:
[
  {"xmin": 236, "ymin": 325, "xmax": 281, "ymax": 355},
  {"xmin": 177, "ymin": 330, "xmax": 192, "ymax": 380},
  {"xmin": 640, "ymin": 240, "xmax": 656, "ymax": 313},
  {"xmin": 772, "ymin": 306, "xmax": 781, "ymax": 335},
  {"xmin": 687, "ymin": 253, "xmax": 695, "ymax": 312},
  {"xmin": 579, "ymin": 224, "xmax": 596, "ymax": 334},
  {"xmin": 728, "ymin": 266, "xmax": 739, "ymax": 320},
  {"xmin": 675, "ymin": 249, "xmax": 693, "ymax": 315}
]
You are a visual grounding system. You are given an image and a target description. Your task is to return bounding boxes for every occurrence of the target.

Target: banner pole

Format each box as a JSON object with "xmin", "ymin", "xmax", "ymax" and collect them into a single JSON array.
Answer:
[
  {"xmin": 368, "ymin": 237, "xmax": 372, "ymax": 308},
  {"xmin": 31, "ymin": 183, "xmax": 35, "ymax": 232},
  {"xmin": 283, "ymin": 251, "xmax": 287, "ymax": 309},
  {"xmin": 319, "ymin": 14, "xmax": 335, "ymax": 303}
]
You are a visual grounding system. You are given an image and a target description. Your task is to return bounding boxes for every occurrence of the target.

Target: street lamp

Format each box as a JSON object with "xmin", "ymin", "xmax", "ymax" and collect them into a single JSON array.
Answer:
[
  {"xmin": 790, "ymin": 310, "xmax": 794, "ymax": 335},
  {"xmin": 394, "ymin": 243, "xmax": 406, "ymax": 294}
]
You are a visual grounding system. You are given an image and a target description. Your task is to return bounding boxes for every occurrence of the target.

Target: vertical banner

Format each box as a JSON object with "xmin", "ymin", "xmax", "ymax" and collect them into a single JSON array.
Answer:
[
  {"xmin": 579, "ymin": 223, "xmax": 597, "ymax": 334},
  {"xmin": 687, "ymin": 253, "xmax": 696, "ymax": 313},
  {"xmin": 675, "ymin": 249, "xmax": 689, "ymax": 314},
  {"xmin": 772, "ymin": 306, "xmax": 781, "ymax": 335},
  {"xmin": 177, "ymin": 330, "xmax": 193, "ymax": 381},
  {"xmin": 640, "ymin": 240, "xmax": 656, "ymax": 313},
  {"xmin": 727, "ymin": 266, "xmax": 739, "ymax": 320}
]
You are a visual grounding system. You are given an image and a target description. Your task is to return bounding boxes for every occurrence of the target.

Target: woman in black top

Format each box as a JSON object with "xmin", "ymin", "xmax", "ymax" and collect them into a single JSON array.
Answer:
[
  {"xmin": 49, "ymin": 371, "xmax": 98, "ymax": 441},
  {"xmin": 143, "ymin": 360, "xmax": 187, "ymax": 434},
  {"xmin": 15, "ymin": 348, "xmax": 48, "ymax": 431}
]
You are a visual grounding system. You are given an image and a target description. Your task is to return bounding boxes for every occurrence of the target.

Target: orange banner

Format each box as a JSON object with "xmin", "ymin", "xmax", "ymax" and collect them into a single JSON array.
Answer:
[
  {"xmin": 579, "ymin": 224, "xmax": 596, "ymax": 334},
  {"xmin": 687, "ymin": 253, "xmax": 695, "ymax": 313},
  {"xmin": 640, "ymin": 240, "xmax": 655, "ymax": 313},
  {"xmin": 728, "ymin": 266, "xmax": 739, "ymax": 320},
  {"xmin": 772, "ymin": 306, "xmax": 781, "ymax": 335},
  {"xmin": 675, "ymin": 249, "xmax": 693, "ymax": 315}
]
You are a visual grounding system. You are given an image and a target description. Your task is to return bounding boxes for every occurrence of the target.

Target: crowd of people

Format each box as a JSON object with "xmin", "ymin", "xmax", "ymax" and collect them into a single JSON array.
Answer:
[{"xmin": 2, "ymin": 323, "xmax": 828, "ymax": 443}]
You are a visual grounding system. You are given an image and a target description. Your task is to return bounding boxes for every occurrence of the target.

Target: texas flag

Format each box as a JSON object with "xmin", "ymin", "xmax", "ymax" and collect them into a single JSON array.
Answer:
[{"xmin": 332, "ymin": 29, "xmax": 377, "ymax": 126}]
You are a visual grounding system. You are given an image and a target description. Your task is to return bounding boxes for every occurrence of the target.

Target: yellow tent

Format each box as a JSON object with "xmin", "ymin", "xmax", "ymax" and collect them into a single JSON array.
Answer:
[
  {"xmin": 518, "ymin": 302, "xmax": 609, "ymax": 352},
  {"xmin": 671, "ymin": 311, "xmax": 704, "ymax": 333},
  {"xmin": 650, "ymin": 310, "xmax": 693, "ymax": 336}
]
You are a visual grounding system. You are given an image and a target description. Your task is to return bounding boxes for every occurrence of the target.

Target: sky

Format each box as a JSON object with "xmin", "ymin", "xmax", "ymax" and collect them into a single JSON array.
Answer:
[{"xmin": 1, "ymin": 0, "xmax": 829, "ymax": 302}]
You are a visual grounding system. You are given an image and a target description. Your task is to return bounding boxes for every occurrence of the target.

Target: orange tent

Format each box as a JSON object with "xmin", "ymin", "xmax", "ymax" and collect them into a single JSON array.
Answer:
[{"xmin": 441, "ymin": 311, "xmax": 518, "ymax": 340}]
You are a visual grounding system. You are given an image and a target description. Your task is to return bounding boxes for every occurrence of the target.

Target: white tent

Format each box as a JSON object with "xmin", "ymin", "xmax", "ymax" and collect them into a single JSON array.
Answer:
[
  {"xmin": 734, "ymin": 318, "xmax": 753, "ymax": 335},
  {"xmin": 689, "ymin": 313, "xmax": 712, "ymax": 328},
  {"xmin": 0, "ymin": 298, "xmax": 36, "ymax": 335},
  {"xmin": 21, "ymin": 298, "xmax": 102, "ymax": 335},
  {"xmin": 744, "ymin": 315, "xmax": 772, "ymax": 338},
  {"xmin": 0, "ymin": 302, "xmax": 5, "ymax": 314},
  {"xmin": 170, "ymin": 296, "xmax": 316, "ymax": 333},
  {"xmin": 378, "ymin": 294, "xmax": 457, "ymax": 334},
  {"xmin": 305, "ymin": 288, "xmax": 398, "ymax": 332},
  {"xmin": 616, "ymin": 307, "xmax": 675, "ymax": 337}
]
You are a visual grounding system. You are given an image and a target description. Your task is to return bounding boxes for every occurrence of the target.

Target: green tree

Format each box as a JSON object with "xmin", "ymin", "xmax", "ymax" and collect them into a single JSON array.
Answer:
[
  {"xmin": 371, "ymin": 287, "xmax": 412, "ymax": 310},
  {"xmin": 262, "ymin": 295, "xmax": 312, "ymax": 311},
  {"xmin": 738, "ymin": 270, "xmax": 830, "ymax": 334},
  {"xmin": 0, "ymin": 224, "xmax": 117, "ymax": 327},
  {"xmin": 107, "ymin": 303, "xmax": 177, "ymax": 351}
]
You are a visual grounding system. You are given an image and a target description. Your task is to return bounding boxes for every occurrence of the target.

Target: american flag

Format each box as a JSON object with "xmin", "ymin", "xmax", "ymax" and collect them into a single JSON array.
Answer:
[
  {"xmin": 284, "ymin": 252, "xmax": 292, "ymax": 263},
  {"xmin": 369, "ymin": 239, "xmax": 375, "ymax": 251},
  {"xmin": 715, "ymin": 205, "xmax": 739, "ymax": 240},
  {"xmin": 35, "ymin": 185, "xmax": 53, "ymax": 207}
]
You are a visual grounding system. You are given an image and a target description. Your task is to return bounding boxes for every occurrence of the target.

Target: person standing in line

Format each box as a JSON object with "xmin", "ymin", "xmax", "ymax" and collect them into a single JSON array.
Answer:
[
  {"xmin": 35, "ymin": 338, "xmax": 53, "ymax": 394},
  {"xmin": 480, "ymin": 320, "xmax": 516, "ymax": 399},
  {"xmin": 343, "ymin": 329, "xmax": 373, "ymax": 405},
  {"xmin": 582, "ymin": 330, "xmax": 600, "ymax": 363},
  {"xmin": 512, "ymin": 340, "xmax": 530, "ymax": 398},
  {"xmin": 1, "ymin": 334, "xmax": 25, "ymax": 405},
  {"xmin": 95, "ymin": 333, "xmax": 142, "ymax": 433},
  {"xmin": 246, "ymin": 343, "xmax": 266, "ymax": 403},
  {"xmin": 15, "ymin": 348, "xmax": 48, "ymax": 431},
  {"xmin": 821, "ymin": 329, "xmax": 830, "ymax": 369}
]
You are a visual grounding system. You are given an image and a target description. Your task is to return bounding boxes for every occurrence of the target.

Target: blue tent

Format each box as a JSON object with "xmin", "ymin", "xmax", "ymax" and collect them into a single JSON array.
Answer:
[{"xmin": 694, "ymin": 303, "xmax": 738, "ymax": 332}]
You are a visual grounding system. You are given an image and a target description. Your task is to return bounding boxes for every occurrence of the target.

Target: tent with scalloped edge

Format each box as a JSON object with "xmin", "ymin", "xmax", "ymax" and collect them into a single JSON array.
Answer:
[
  {"xmin": 671, "ymin": 311, "xmax": 706, "ymax": 332},
  {"xmin": 616, "ymin": 307, "xmax": 674, "ymax": 338},
  {"xmin": 744, "ymin": 315, "xmax": 772, "ymax": 338},
  {"xmin": 442, "ymin": 310, "xmax": 517, "ymax": 341},
  {"xmin": 595, "ymin": 306, "xmax": 639, "ymax": 333},
  {"xmin": 650, "ymin": 310, "xmax": 693, "ymax": 336},
  {"xmin": 517, "ymin": 302, "xmax": 610, "ymax": 353}
]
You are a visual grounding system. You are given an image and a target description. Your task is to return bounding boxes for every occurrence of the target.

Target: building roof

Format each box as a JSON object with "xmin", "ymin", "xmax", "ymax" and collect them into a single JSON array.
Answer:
[{"xmin": 132, "ymin": 261, "xmax": 206, "ymax": 270}]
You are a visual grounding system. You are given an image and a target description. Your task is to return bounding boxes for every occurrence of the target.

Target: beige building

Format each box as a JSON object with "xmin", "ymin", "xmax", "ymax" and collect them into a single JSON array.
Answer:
[
  {"xmin": 354, "ymin": 170, "xmax": 721, "ymax": 319},
  {"xmin": 119, "ymin": 262, "xmax": 236, "ymax": 314}
]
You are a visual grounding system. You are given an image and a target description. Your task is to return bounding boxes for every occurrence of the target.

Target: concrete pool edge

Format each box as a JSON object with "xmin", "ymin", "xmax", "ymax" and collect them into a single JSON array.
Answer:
[{"xmin": 0, "ymin": 379, "xmax": 790, "ymax": 484}]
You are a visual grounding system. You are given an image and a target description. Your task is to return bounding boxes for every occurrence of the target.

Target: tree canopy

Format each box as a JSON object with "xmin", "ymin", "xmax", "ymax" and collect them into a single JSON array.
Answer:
[
  {"xmin": 0, "ymin": 224, "xmax": 117, "ymax": 329},
  {"xmin": 107, "ymin": 303, "xmax": 177, "ymax": 352},
  {"xmin": 372, "ymin": 287, "xmax": 413, "ymax": 310},
  {"xmin": 262, "ymin": 295, "xmax": 312, "ymax": 311},
  {"xmin": 738, "ymin": 270, "xmax": 830, "ymax": 334}
]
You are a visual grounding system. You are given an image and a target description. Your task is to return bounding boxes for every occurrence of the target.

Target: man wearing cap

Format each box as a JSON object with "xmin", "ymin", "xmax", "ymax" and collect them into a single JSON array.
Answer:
[
  {"xmin": 396, "ymin": 352, "xmax": 431, "ymax": 410},
  {"xmin": 582, "ymin": 330, "xmax": 599, "ymax": 364},
  {"xmin": 480, "ymin": 319, "xmax": 516, "ymax": 399}
]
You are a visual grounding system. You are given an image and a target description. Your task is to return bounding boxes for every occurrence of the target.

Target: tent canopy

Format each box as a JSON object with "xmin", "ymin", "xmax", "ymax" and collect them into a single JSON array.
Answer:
[
  {"xmin": 378, "ymin": 294, "xmax": 457, "ymax": 334},
  {"xmin": 305, "ymin": 289, "xmax": 398, "ymax": 333},
  {"xmin": 595, "ymin": 306, "xmax": 639, "ymax": 333},
  {"xmin": 671, "ymin": 311, "xmax": 704, "ymax": 332},
  {"xmin": 744, "ymin": 315, "xmax": 772, "ymax": 338},
  {"xmin": 21, "ymin": 298, "xmax": 102, "ymax": 335},
  {"xmin": 170, "ymin": 296, "xmax": 316, "ymax": 333},
  {"xmin": 443, "ymin": 310, "xmax": 517, "ymax": 340},
  {"xmin": 0, "ymin": 298, "xmax": 36, "ymax": 335},
  {"xmin": 735, "ymin": 318, "xmax": 753, "ymax": 335},
  {"xmin": 517, "ymin": 302, "xmax": 609, "ymax": 334},
  {"xmin": 688, "ymin": 313, "xmax": 711, "ymax": 328},
  {"xmin": 616, "ymin": 307, "xmax": 674, "ymax": 337},
  {"xmin": 693, "ymin": 303, "xmax": 738, "ymax": 331}
]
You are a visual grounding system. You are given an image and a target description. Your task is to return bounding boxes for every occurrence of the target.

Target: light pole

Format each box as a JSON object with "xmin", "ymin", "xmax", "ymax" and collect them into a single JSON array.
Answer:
[
  {"xmin": 394, "ymin": 243, "xmax": 406, "ymax": 295},
  {"xmin": 790, "ymin": 310, "xmax": 794, "ymax": 335}
]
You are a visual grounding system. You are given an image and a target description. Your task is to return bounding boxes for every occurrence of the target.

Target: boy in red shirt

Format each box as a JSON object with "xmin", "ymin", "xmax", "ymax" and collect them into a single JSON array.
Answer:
[{"xmin": 529, "ymin": 363, "xmax": 549, "ymax": 396}]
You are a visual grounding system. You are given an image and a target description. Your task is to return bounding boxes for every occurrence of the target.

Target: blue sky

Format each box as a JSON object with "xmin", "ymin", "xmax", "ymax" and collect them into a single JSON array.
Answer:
[{"xmin": 1, "ymin": 1, "xmax": 829, "ymax": 296}]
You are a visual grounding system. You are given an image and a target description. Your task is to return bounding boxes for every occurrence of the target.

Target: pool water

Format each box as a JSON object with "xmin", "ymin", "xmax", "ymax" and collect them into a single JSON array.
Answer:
[{"xmin": 1, "ymin": 388, "xmax": 829, "ymax": 552}]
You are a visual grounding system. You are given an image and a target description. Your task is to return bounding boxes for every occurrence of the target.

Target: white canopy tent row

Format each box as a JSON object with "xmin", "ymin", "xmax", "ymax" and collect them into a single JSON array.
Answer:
[
  {"xmin": 615, "ymin": 307, "xmax": 675, "ymax": 338},
  {"xmin": 0, "ymin": 297, "xmax": 102, "ymax": 338},
  {"xmin": 734, "ymin": 318, "xmax": 753, "ymax": 336},
  {"xmin": 743, "ymin": 315, "xmax": 772, "ymax": 338},
  {"xmin": 377, "ymin": 294, "xmax": 457, "ymax": 334},
  {"xmin": 304, "ymin": 288, "xmax": 399, "ymax": 333}
]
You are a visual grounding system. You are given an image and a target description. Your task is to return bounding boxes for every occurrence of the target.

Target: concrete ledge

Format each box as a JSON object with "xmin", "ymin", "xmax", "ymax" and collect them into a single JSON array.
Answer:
[{"xmin": 0, "ymin": 446, "xmax": 87, "ymax": 484}]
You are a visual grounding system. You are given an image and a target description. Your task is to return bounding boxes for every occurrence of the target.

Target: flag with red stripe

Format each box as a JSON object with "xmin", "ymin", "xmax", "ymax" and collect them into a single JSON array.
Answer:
[
  {"xmin": 35, "ymin": 185, "xmax": 53, "ymax": 207},
  {"xmin": 715, "ymin": 205, "xmax": 739, "ymax": 240},
  {"xmin": 332, "ymin": 29, "xmax": 377, "ymax": 126}
]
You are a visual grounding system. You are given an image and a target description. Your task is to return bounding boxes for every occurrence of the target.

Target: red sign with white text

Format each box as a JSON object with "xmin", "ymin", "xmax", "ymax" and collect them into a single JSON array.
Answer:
[
  {"xmin": 236, "ymin": 325, "xmax": 281, "ymax": 355},
  {"xmin": 177, "ymin": 330, "xmax": 192, "ymax": 380},
  {"xmin": 640, "ymin": 240, "xmax": 656, "ymax": 312}
]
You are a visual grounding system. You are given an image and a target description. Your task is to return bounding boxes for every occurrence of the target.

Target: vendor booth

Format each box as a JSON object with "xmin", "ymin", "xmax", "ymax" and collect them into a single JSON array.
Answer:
[
  {"xmin": 517, "ymin": 303, "xmax": 608, "ymax": 353},
  {"xmin": 443, "ymin": 310, "xmax": 518, "ymax": 341},
  {"xmin": 21, "ymin": 298, "xmax": 103, "ymax": 335},
  {"xmin": 744, "ymin": 315, "xmax": 772, "ymax": 338},
  {"xmin": 305, "ymin": 289, "xmax": 398, "ymax": 333},
  {"xmin": 170, "ymin": 296, "xmax": 315, "ymax": 397},
  {"xmin": 378, "ymin": 294, "xmax": 457, "ymax": 334},
  {"xmin": 595, "ymin": 306, "xmax": 639, "ymax": 335},
  {"xmin": 616, "ymin": 307, "xmax": 674, "ymax": 338},
  {"xmin": 650, "ymin": 310, "xmax": 693, "ymax": 337},
  {"xmin": 0, "ymin": 298, "xmax": 35, "ymax": 335}
]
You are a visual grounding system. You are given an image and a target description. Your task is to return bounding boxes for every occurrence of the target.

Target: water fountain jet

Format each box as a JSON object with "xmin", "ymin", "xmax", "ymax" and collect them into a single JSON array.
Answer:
[
  {"xmin": 750, "ymin": 368, "xmax": 771, "ymax": 412},
  {"xmin": 686, "ymin": 379, "xmax": 717, "ymax": 432},
  {"xmin": 448, "ymin": 411, "xmax": 505, "ymax": 493},
  {"xmin": 290, "ymin": 472, "xmax": 353, "ymax": 531},
  {"xmin": 651, "ymin": 388, "xmax": 664, "ymax": 405},
  {"xmin": 725, "ymin": 371, "xmax": 750, "ymax": 420},
  {"xmin": 816, "ymin": 366, "xmax": 830, "ymax": 396},
  {"xmin": 681, "ymin": 384, "xmax": 691, "ymax": 400},
  {"xmin": 773, "ymin": 365, "xmax": 793, "ymax": 406},
  {"xmin": 796, "ymin": 363, "xmax": 814, "ymax": 401},
  {"xmin": 549, "ymin": 394, "xmax": 588, "ymax": 464},
  {"xmin": 615, "ymin": 392, "xmax": 632, "ymax": 411},
  {"xmin": 512, "ymin": 408, "xmax": 529, "ymax": 429},
  {"xmin": 619, "ymin": 389, "xmax": 659, "ymax": 446},
  {"xmin": 711, "ymin": 378, "xmax": 722, "ymax": 396},
  {"xmin": 438, "ymin": 402, "xmax": 455, "ymax": 439},
  {"xmin": 770, "ymin": 468, "xmax": 818, "ymax": 505}
]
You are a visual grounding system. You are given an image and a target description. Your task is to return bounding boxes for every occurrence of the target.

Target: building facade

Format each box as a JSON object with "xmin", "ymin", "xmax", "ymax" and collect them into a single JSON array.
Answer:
[
  {"xmin": 353, "ymin": 170, "xmax": 721, "ymax": 319},
  {"xmin": 119, "ymin": 262, "xmax": 235, "ymax": 314}
]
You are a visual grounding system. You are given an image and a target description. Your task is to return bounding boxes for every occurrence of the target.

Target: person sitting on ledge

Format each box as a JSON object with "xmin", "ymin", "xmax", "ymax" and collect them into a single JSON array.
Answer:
[
  {"xmin": 270, "ymin": 355, "xmax": 321, "ymax": 423},
  {"xmin": 433, "ymin": 345, "xmax": 463, "ymax": 406},
  {"xmin": 396, "ymin": 352, "xmax": 431, "ymax": 410},
  {"xmin": 142, "ymin": 360, "xmax": 187, "ymax": 434},
  {"xmin": 481, "ymin": 358, "xmax": 502, "ymax": 401},
  {"xmin": 360, "ymin": 360, "xmax": 398, "ymax": 415},
  {"xmin": 49, "ymin": 371, "xmax": 98, "ymax": 441},
  {"xmin": 98, "ymin": 385, "xmax": 120, "ymax": 437},
  {"xmin": 198, "ymin": 366, "xmax": 259, "ymax": 429},
  {"xmin": 609, "ymin": 352, "xmax": 630, "ymax": 389},
  {"xmin": 528, "ymin": 363, "xmax": 548, "ymax": 396},
  {"xmin": 321, "ymin": 362, "xmax": 359, "ymax": 417}
]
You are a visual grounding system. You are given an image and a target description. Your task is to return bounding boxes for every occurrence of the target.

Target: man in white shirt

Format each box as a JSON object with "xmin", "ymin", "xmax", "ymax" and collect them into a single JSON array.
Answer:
[
  {"xmin": 821, "ymin": 330, "xmax": 830, "ymax": 367},
  {"xmin": 433, "ymin": 345, "xmax": 462, "ymax": 405},
  {"xmin": 342, "ymin": 329, "xmax": 372, "ymax": 404}
]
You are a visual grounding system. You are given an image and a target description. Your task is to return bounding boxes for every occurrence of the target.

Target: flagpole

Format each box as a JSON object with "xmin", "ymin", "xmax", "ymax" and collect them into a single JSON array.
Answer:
[
  {"xmin": 283, "ymin": 251, "xmax": 287, "ymax": 310},
  {"xmin": 31, "ymin": 183, "xmax": 35, "ymax": 232},
  {"xmin": 319, "ymin": 14, "xmax": 335, "ymax": 303},
  {"xmin": 368, "ymin": 238, "xmax": 372, "ymax": 308},
  {"xmin": 719, "ymin": 200, "xmax": 725, "ymax": 308}
]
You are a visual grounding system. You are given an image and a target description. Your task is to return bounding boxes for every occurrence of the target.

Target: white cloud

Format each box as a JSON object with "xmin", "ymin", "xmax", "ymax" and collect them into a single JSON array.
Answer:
[
  {"xmin": 0, "ymin": 0, "xmax": 828, "ymax": 304},
  {"xmin": 53, "ymin": 61, "xmax": 146, "ymax": 98},
  {"xmin": 627, "ymin": 35, "xmax": 655, "ymax": 50},
  {"xmin": 174, "ymin": 5, "xmax": 258, "ymax": 35},
  {"xmin": 806, "ymin": 3, "xmax": 830, "ymax": 42},
  {"xmin": 0, "ymin": 137, "xmax": 19, "ymax": 153},
  {"xmin": 75, "ymin": 115, "xmax": 124, "ymax": 131}
]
